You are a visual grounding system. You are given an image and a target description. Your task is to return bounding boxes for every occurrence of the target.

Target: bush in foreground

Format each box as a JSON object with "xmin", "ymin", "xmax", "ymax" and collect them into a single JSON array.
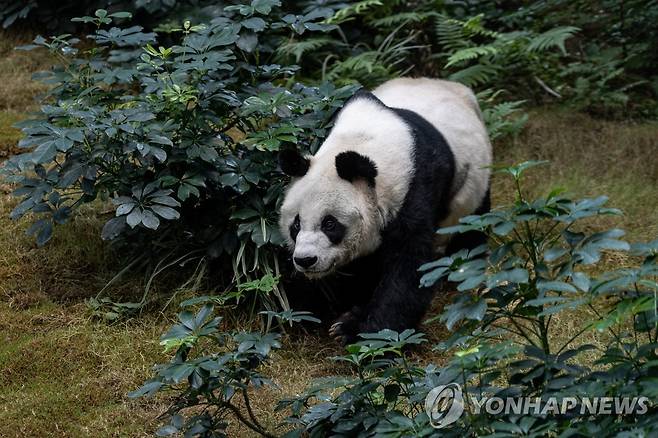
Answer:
[
  {"xmin": 132, "ymin": 163, "xmax": 658, "ymax": 437},
  {"xmin": 2, "ymin": 4, "xmax": 356, "ymax": 311}
]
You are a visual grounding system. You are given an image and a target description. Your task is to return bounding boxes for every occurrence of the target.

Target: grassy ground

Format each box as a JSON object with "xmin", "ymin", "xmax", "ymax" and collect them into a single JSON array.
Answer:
[
  {"xmin": 494, "ymin": 108, "xmax": 658, "ymax": 242},
  {"xmin": 0, "ymin": 31, "xmax": 656, "ymax": 437},
  {"xmin": 0, "ymin": 31, "xmax": 50, "ymax": 111},
  {"xmin": 0, "ymin": 302, "xmax": 169, "ymax": 436},
  {"xmin": 0, "ymin": 30, "xmax": 49, "ymax": 159},
  {"xmin": 0, "ymin": 191, "xmax": 171, "ymax": 435}
]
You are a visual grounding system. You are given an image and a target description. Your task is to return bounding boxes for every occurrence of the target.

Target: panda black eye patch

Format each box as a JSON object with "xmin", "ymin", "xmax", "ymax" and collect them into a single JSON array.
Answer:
[
  {"xmin": 289, "ymin": 215, "xmax": 301, "ymax": 241},
  {"xmin": 321, "ymin": 215, "xmax": 346, "ymax": 244}
]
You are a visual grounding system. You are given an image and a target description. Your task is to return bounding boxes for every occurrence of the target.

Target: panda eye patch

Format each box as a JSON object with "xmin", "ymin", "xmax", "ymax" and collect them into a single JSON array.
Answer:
[
  {"xmin": 289, "ymin": 214, "xmax": 301, "ymax": 241},
  {"xmin": 321, "ymin": 215, "xmax": 337, "ymax": 230},
  {"xmin": 321, "ymin": 215, "xmax": 346, "ymax": 244}
]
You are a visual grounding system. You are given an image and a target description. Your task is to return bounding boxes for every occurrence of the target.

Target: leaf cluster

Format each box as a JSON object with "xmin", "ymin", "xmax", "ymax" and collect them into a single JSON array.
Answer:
[{"xmin": 2, "ymin": 2, "xmax": 358, "ymax": 310}]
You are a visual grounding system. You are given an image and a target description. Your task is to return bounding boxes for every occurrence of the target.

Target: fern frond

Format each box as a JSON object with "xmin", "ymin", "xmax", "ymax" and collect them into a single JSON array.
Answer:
[
  {"xmin": 325, "ymin": 26, "xmax": 420, "ymax": 86},
  {"xmin": 461, "ymin": 14, "xmax": 501, "ymax": 39},
  {"xmin": 369, "ymin": 11, "xmax": 431, "ymax": 28},
  {"xmin": 445, "ymin": 45, "xmax": 499, "ymax": 67},
  {"xmin": 479, "ymin": 95, "xmax": 528, "ymax": 140},
  {"xmin": 327, "ymin": 0, "xmax": 384, "ymax": 24},
  {"xmin": 277, "ymin": 37, "xmax": 337, "ymax": 63},
  {"xmin": 435, "ymin": 15, "xmax": 469, "ymax": 51},
  {"xmin": 448, "ymin": 63, "xmax": 500, "ymax": 87},
  {"xmin": 435, "ymin": 14, "xmax": 501, "ymax": 54},
  {"xmin": 527, "ymin": 26, "xmax": 579, "ymax": 54},
  {"xmin": 327, "ymin": 51, "xmax": 380, "ymax": 76}
]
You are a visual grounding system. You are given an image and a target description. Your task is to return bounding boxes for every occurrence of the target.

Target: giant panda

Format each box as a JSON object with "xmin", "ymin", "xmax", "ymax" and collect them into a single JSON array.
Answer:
[{"xmin": 278, "ymin": 77, "xmax": 492, "ymax": 344}]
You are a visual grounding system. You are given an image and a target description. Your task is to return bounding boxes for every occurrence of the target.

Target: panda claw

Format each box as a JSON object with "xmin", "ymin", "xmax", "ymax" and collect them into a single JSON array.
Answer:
[
  {"xmin": 329, "ymin": 308, "xmax": 363, "ymax": 344},
  {"xmin": 329, "ymin": 321, "xmax": 342, "ymax": 337}
]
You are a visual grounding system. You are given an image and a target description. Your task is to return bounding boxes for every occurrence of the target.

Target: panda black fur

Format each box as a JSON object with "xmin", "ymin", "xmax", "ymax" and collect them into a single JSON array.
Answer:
[{"xmin": 279, "ymin": 78, "xmax": 492, "ymax": 344}]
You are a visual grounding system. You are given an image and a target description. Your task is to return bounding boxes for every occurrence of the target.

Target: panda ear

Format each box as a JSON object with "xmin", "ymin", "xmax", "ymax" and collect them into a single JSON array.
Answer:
[
  {"xmin": 279, "ymin": 149, "xmax": 310, "ymax": 177},
  {"xmin": 335, "ymin": 151, "xmax": 378, "ymax": 187}
]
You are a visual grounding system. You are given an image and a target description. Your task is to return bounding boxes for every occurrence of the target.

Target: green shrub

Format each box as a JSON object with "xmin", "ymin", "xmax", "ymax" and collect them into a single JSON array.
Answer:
[
  {"xmin": 133, "ymin": 162, "xmax": 657, "ymax": 436},
  {"xmin": 129, "ymin": 300, "xmax": 319, "ymax": 437},
  {"xmin": 293, "ymin": 0, "xmax": 657, "ymax": 117},
  {"xmin": 282, "ymin": 1, "xmax": 581, "ymax": 137},
  {"xmin": 1, "ymin": 4, "xmax": 356, "ymax": 309},
  {"xmin": 479, "ymin": 0, "xmax": 658, "ymax": 117}
]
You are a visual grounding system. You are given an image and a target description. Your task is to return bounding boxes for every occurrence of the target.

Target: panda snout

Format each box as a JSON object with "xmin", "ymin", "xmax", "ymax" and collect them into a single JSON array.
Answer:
[{"xmin": 294, "ymin": 256, "xmax": 318, "ymax": 269}]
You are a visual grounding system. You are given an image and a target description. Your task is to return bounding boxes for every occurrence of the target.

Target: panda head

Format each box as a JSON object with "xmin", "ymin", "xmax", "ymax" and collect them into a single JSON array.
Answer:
[{"xmin": 278, "ymin": 149, "xmax": 382, "ymax": 278}]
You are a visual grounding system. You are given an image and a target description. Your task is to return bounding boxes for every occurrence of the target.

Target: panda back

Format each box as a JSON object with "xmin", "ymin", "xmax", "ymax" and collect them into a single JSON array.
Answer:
[{"xmin": 373, "ymin": 78, "xmax": 492, "ymax": 229}]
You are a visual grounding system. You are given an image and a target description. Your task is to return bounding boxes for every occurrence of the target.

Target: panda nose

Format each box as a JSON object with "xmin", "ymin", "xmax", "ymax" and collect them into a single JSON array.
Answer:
[{"xmin": 294, "ymin": 256, "xmax": 317, "ymax": 269}]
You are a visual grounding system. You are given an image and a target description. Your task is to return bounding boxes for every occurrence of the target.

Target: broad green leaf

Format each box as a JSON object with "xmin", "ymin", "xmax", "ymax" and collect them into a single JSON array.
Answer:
[{"xmin": 537, "ymin": 280, "xmax": 578, "ymax": 293}]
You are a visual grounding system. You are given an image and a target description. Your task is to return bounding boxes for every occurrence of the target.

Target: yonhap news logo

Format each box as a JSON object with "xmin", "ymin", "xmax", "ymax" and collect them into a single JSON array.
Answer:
[
  {"xmin": 424, "ymin": 383, "xmax": 651, "ymax": 429},
  {"xmin": 424, "ymin": 383, "xmax": 465, "ymax": 428}
]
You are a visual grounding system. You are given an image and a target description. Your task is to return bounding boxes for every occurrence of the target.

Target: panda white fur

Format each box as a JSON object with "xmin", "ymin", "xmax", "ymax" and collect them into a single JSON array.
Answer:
[{"xmin": 278, "ymin": 78, "xmax": 492, "ymax": 344}]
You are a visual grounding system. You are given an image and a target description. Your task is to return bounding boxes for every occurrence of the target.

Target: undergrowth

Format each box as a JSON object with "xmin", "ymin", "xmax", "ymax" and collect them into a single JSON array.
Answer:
[{"xmin": 132, "ymin": 163, "xmax": 658, "ymax": 437}]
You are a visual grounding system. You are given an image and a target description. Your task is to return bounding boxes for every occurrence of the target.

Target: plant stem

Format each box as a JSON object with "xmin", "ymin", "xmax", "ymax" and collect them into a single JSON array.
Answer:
[
  {"xmin": 221, "ymin": 402, "xmax": 277, "ymax": 438},
  {"xmin": 242, "ymin": 388, "xmax": 265, "ymax": 431}
]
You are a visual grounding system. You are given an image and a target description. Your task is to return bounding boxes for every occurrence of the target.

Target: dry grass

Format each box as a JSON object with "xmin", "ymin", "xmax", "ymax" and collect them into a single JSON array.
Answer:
[
  {"xmin": 0, "ymin": 35, "xmax": 182, "ymax": 436},
  {"xmin": 494, "ymin": 108, "xmax": 658, "ymax": 241},
  {"xmin": 0, "ymin": 111, "xmax": 24, "ymax": 158},
  {"xmin": 0, "ymin": 186, "xmax": 175, "ymax": 436},
  {"xmin": 0, "ymin": 301, "xmax": 170, "ymax": 436},
  {"xmin": 0, "ymin": 188, "xmax": 146, "ymax": 306},
  {"xmin": 0, "ymin": 31, "xmax": 51, "ymax": 159},
  {"xmin": 489, "ymin": 109, "xmax": 658, "ymax": 371},
  {"xmin": 0, "ymin": 31, "xmax": 51, "ymax": 113}
]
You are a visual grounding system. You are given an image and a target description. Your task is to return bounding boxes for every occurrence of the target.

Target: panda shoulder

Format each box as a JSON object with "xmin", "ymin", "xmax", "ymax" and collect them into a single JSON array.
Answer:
[{"xmin": 329, "ymin": 93, "xmax": 410, "ymax": 145}]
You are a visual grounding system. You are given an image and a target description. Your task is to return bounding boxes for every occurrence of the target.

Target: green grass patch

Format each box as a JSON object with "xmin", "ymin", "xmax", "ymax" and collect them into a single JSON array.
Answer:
[
  {"xmin": 0, "ymin": 31, "xmax": 52, "ymax": 113},
  {"xmin": 495, "ymin": 109, "xmax": 658, "ymax": 241},
  {"xmin": 0, "ymin": 302, "xmax": 169, "ymax": 437},
  {"xmin": 0, "ymin": 111, "xmax": 25, "ymax": 158}
]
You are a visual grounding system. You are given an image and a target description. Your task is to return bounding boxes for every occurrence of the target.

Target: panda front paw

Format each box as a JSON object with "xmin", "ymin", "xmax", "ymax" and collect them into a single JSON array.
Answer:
[{"xmin": 329, "ymin": 307, "xmax": 363, "ymax": 345}]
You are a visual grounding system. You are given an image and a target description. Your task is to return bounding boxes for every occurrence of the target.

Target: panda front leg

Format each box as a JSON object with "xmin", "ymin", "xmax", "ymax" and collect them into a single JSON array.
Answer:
[{"xmin": 329, "ymin": 235, "xmax": 435, "ymax": 345}]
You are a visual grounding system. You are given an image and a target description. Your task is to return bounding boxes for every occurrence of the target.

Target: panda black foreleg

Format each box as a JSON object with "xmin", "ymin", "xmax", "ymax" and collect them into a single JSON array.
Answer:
[{"xmin": 329, "ymin": 234, "xmax": 435, "ymax": 345}]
